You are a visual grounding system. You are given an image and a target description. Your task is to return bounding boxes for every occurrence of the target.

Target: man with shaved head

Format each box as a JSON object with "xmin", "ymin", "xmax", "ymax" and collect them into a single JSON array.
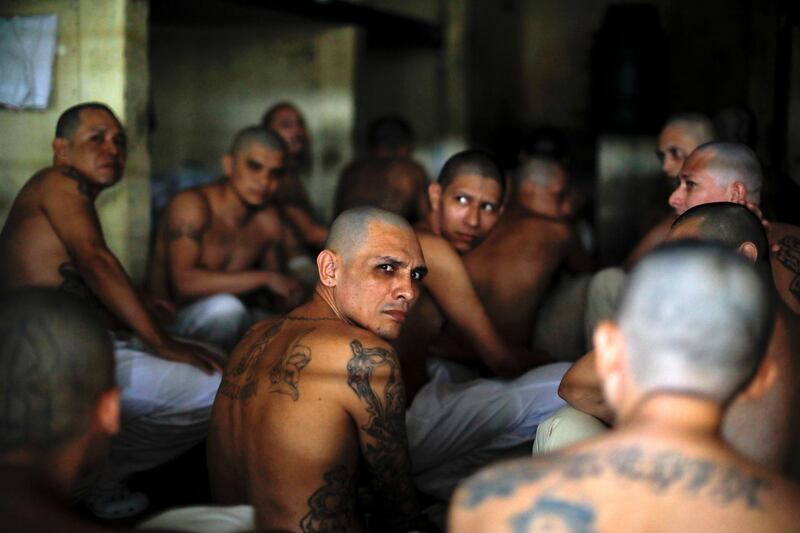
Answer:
[
  {"xmin": 207, "ymin": 207, "xmax": 437, "ymax": 532},
  {"xmin": 0, "ymin": 288, "xmax": 122, "ymax": 531},
  {"xmin": 550, "ymin": 204, "xmax": 800, "ymax": 477},
  {"xmin": 0, "ymin": 102, "xmax": 223, "ymax": 518},
  {"xmin": 452, "ymin": 241, "xmax": 800, "ymax": 533},
  {"xmin": 148, "ymin": 125, "xmax": 304, "ymax": 352}
]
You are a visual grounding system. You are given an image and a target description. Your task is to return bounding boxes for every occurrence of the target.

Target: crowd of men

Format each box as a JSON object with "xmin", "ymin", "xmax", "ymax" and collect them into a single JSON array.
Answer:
[{"xmin": 1, "ymin": 99, "xmax": 799, "ymax": 533}]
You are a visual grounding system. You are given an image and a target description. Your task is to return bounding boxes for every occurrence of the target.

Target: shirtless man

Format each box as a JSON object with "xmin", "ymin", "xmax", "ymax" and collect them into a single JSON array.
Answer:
[
  {"xmin": 334, "ymin": 116, "xmax": 428, "ymax": 223},
  {"xmin": 207, "ymin": 207, "xmax": 436, "ymax": 532},
  {"xmin": 0, "ymin": 102, "xmax": 222, "ymax": 518},
  {"xmin": 397, "ymin": 151, "xmax": 569, "ymax": 501},
  {"xmin": 451, "ymin": 241, "xmax": 800, "ymax": 533},
  {"xmin": 626, "ymin": 113, "xmax": 716, "ymax": 265},
  {"xmin": 0, "ymin": 289, "xmax": 122, "ymax": 531},
  {"xmin": 147, "ymin": 126, "xmax": 304, "ymax": 352},
  {"xmin": 464, "ymin": 157, "xmax": 592, "ymax": 350},
  {"xmin": 555, "ymin": 203, "xmax": 800, "ymax": 474},
  {"xmin": 262, "ymin": 101, "xmax": 329, "ymax": 249}
]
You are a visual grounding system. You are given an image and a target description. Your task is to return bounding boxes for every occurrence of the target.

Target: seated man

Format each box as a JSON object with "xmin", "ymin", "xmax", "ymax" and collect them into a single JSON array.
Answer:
[
  {"xmin": 334, "ymin": 115, "xmax": 428, "ymax": 223},
  {"xmin": 207, "ymin": 207, "xmax": 436, "ymax": 532},
  {"xmin": 396, "ymin": 150, "xmax": 569, "ymax": 500},
  {"xmin": 262, "ymin": 101, "xmax": 329, "ymax": 249},
  {"xmin": 669, "ymin": 141, "xmax": 800, "ymax": 313},
  {"xmin": 625, "ymin": 112, "xmax": 716, "ymax": 266},
  {"xmin": 463, "ymin": 157, "xmax": 593, "ymax": 354},
  {"xmin": 451, "ymin": 241, "xmax": 800, "ymax": 532},
  {"xmin": 0, "ymin": 288, "xmax": 122, "ymax": 531},
  {"xmin": 552, "ymin": 203, "xmax": 800, "ymax": 475},
  {"xmin": 147, "ymin": 126, "xmax": 304, "ymax": 352},
  {"xmin": 0, "ymin": 102, "xmax": 222, "ymax": 518}
]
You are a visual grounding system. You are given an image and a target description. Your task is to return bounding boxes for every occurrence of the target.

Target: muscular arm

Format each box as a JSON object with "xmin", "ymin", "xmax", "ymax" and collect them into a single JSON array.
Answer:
[
  {"xmin": 419, "ymin": 233, "xmax": 546, "ymax": 376},
  {"xmin": 43, "ymin": 170, "xmax": 221, "ymax": 372},
  {"xmin": 558, "ymin": 350, "xmax": 614, "ymax": 424},
  {"xmin": 344, "ymin": 338, "xmax": 429, "ymax": 532},
  {"xmin": 164, "ymin": 191, "xmax": 289, "ymax": 302}
]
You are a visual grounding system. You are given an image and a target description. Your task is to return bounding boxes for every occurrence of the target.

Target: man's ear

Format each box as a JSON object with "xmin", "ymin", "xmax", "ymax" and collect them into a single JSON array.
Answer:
[
  {"xmin": 594, "ymin": 321, "xmax": 626, "ymax": 406},
  {"xmin": 729, "ymin": 181, "xmax": 748, "ymax": 203},
  {"xmin": 316, "ymin": 249, "xmax": 338, "ymax": 287},
  {"xmin": 737, "ymin": 241, "xmax": 759, "ymax": 264},
  {"xmin": 96, "ymin": 388, "xmax": 120, "ymax": 436},
  {"xmin": 427, "ymin": 182, "xmax": 442, "ymax": 212},
  {"xmin": 738, "ymin": 356, "xmax": 777, "ymax": 402},
  {"xmin": 52, "ymin": 137, "xmax": 68, "ymax": 164},
  {"xmin": 222, "ymin": 154, "xmax": 234, "ymax": 177}
]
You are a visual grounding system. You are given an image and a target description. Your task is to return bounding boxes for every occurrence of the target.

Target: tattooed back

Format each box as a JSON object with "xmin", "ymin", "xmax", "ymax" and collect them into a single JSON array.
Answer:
[
  {"xmin": 450, "ymin": 431, "xmax": 800, "ymax": 533},
  {"xmin": 208, "ymin": 303, "xmax": 419, "ymax": 532},
  {"xmin": 769, "ymin": 222, "xmax": 800, "ymax": 316}
]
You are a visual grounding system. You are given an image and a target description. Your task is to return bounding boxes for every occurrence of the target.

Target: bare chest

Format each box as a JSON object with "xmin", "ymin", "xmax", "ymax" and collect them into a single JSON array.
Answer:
[{"xmin": 198, "ymin": 217, "xmax": 280, "ymax": 272}]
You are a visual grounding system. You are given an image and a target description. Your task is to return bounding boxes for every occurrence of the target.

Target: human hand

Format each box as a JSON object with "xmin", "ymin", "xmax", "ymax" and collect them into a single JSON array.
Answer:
[
  {"xmin": 154, "ymin": 337, "xmax": 224, "ymax": 375},
  {"xmin": 145, "ymin": 296, "xmax": 176, "ymax": 326}
]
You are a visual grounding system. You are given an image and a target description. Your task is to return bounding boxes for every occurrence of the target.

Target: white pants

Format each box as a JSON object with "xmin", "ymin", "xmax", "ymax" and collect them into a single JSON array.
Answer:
[
  {"xmin": 93, "ymin": 334, "xmax": 222, "ymax": 489},
  {"xmin": 138, "ymin": 505, "xmax": 254, "ymax": 532},
  {"xmin": 406, "ymin": 360, "xmax": 569, "ymax": 500},
  {"xmin": 171, "ymin": 294, "xmax": 251, "ymax": 353},
  {"xmin": 532, "ymin": 405, "xmax": 609, "ymax": 455}
]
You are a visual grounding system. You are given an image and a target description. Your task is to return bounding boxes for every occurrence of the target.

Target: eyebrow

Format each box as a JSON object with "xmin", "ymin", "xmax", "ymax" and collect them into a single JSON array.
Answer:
[{"xmin": 375, "ymin": 256, "xmax": 405, "ymax": 267}]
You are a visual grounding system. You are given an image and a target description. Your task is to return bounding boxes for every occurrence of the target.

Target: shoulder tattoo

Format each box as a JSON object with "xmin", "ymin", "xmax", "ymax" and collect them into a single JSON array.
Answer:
[
  {"xmin": 511, "ymin": 494, "xmax": 597, "ymax": 533},
  {"xmin": 218, "ymin": 319, "xmax": 284, "ymax": 400},
  {"xmin": 300, "ymin": 464, "xmax": 357, "ymax": 533},
  {"xmin": 776, "ymin": 236, "xmax": 800, "ymax": 305},
  {"xmin": 165, "ymin": 221, "xmax": 206, "ymax": 244},
  {"xmin": 268, "ymin": 327, "xmax": 313, "ymax": 400}
]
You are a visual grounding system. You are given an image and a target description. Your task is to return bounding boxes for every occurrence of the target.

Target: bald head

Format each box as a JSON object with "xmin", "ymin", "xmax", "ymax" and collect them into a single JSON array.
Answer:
[
  {"xmin": 0, "ymin": 288, "xmax": 115, "ymax": 453},
  {"xmin": 515, "ymin": 157, "xmax": 563, "ymax": 189},
  {"xmin": 690, "ymin": 142, "xmax": 762, "ymax": 203},
  {"xmin": 663, "ymin": 113, "xmax": 716, "ymax": 146},
  {"xmin": 229, "ymin": 126, "xmax": 287, "ymax": 157},
  {"xmin": 658, "ymin": 113, "xmax": 716, "ymax": 178},
  {"xmin": 619, "ymin": 241, "xmax": 774, "ymax": 404},
  {"xmin": 437, "ymin": 149, "xmax": 505, "ymax": 198},
  {"xmin": 326, "ymin": 206, "xmax": 415, "ymax": 261}
]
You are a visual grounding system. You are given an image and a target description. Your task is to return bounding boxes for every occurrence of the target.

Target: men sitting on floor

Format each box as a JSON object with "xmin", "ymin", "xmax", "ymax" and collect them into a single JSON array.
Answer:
[
  {"xmin": 551, "ymin": 203, "xmax": 800, "ymax": 476},
  {"xmin": 0, "ymin": 288, "xmax": 123, "ymax": 531},
  {"xmin": 626, "ymin": 113, "xmax": 716, "ymax": 266},
  {"xmin": 147, "ymin": 126, "xmax": 304, "ymax": 352},
  {"xmin": 463, "ymin": 157, "xmax": 593, "ymax": 358},
  {"xmin": 0, "ymin": 102, "xmax": 223, "ymax": 518},
  {"xmin": 334, "ymin": 115, "xmax": 428, "ymax": 223},
  {"xmin": 261, "ymin": 101, "xmax": 329, "ymax": 249},
  {"xmin": 207, "ymin": 207, "xmax": 437, "ymax": 532},
  {"xmin": 451, "ymin": 241, "xmax": 800, "ymax": 533},
  {"xmin": 396, "ymin": 150, "xmax": 569, "ymax": 501}
]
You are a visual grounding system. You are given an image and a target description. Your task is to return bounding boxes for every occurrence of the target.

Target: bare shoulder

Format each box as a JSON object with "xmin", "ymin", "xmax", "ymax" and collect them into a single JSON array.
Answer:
[
  {"xmin": 416, "ymin": 230, "xmax": 456, "ymax": 260},
  {"xmin": 301, "ymin": 320, "xmax": 396, "ymax": 363},
  {"xmin": 252, "ymin": 204, "xmax": 284, "ymax": 235},
  {"xmin": 165, "ymin": 186, "xmax": 211, "ymax": 218}
]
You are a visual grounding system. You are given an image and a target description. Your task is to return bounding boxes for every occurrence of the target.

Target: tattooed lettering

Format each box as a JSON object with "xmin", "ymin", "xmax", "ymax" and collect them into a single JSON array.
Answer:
[
  {"xmin": 268, "ymin": 328, "xmax": 312, "ymax": 400},
  {"xmin": 219, "ymin": 319, "xmax": 284, "ymax": 400},
  {"xmin": 346, "ymin": 340, "xmax": 418, "ymax": 522},
  {"xmin": 776, "ymin": 236, "xmax": 800, "ymax": 305},
  {"xmin": 459, "ymin": 446, "xmax": 771, "ymax": 510},
  {"xmin": 299, "ymin": 464, "xmax": 357, "ymax": 533},
  {"xmin": 511, "ymin": 494, "xmax": 597, "ymax": 533}
]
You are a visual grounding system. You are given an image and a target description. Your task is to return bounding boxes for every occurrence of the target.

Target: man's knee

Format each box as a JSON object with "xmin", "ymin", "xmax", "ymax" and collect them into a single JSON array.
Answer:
[{"xmin": 532, "ymin": 405, "xmax": 609, "ymax": 455}]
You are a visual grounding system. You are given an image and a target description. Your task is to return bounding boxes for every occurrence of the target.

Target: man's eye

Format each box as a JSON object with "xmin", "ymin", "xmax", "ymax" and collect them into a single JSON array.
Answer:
[
  {"xmin": 378, "ymin": 264, "xmax": 395, "ymax": 273},
  {"xmin": 91, "ymin": 135, "xmax": 103, "ymax": 143},
  {"xmin": 481, "ymin": 203, "xmax": 496, "ymax": 212},
  {"xmin": 247, "ymin": 161, "xmax": 263, "ymax": 172},
  {"xmin": 411, "ymin": 270, "xmax": 426, "ymax": 282},
  {"xmin": 686, "ymin": 181, "xmax": 697, "ymax": 190},
  {"xmin": 456, "ymin": 196, "xmax": 469, "ymax": 205}
]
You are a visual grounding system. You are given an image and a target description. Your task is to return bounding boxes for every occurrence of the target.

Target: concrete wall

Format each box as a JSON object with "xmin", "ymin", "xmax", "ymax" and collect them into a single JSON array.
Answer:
[
  {"xmin": 149, "ymin": 8, "xmax": 356, "ymax": 222},
  {"xmin": 0, "ymin": 0, "xmax": 150, "ymax": 279}
]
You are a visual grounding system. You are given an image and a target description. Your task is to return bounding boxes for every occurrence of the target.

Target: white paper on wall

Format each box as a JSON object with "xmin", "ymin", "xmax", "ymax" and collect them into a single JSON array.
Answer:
[{"xmin": 0, "ymin": 14, "xmax": 58, "ymax": 110}]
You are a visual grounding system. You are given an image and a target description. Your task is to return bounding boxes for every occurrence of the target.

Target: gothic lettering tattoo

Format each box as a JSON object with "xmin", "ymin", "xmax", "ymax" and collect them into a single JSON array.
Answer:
[
  {"xmin": 776, "ymin": 236, "xmax": 800, "ymax": 305},
  {"xmin": 268, "ymin": 327, "xmax": 312, "ymax": 400},
  {"xmin": 218, "ymin": 320, "xmax": 284, "ymax": 400},
  {"xmin": 346, "ymin": 340, "xmax": 418, "ymax": 522},
  {"xmin": 165, "ymin": 222, "xmax": 205, "ymax": 244},
  {"xmin": 459, "ymin": 446, "xmax": 771, "ymax": 511},
  {"xmin": 299, "ymin": 464, "xmax": 357, "ymax": 533},
  {"xmin": 511, "ymin": 494, "xmax": 597, "ymax": 533}
]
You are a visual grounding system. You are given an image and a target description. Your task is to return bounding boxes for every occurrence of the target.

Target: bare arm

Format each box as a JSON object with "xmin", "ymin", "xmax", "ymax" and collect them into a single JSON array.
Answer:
[
  {"xmin": 164, "ymin": 191, "xmax": 298, "ymax": 303},
  {"xmin": 558, "ymin": 350, "xmax": 614, "ymax": 424},
  {"xmin": 419, "ymin": 233, "xmax": 548, "ymax": 376},
  {"xmin": 344, "ymin": 338, "xmax": 435, "ymax": 532},
  {"xmin": 276, "ymin": 174, "xmax": 329, "ymax": 248},
  {"xmin": 43, "ymin": 170, "xmax": 221, "ymax": 373}
]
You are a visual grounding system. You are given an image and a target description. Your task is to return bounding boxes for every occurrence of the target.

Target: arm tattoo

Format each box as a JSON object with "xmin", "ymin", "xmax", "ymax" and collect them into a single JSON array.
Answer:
[
  {"xmin": 268, "ymin": 327, "xmax": 312, "ymax": 400},
  {"xmin": 165, "ymin": 221, "xmax": 205, "ymax": 244},
  {"xmin": 459, "ymin": 446, "xmax": 771, "ymax": 511},
  {"xmin": 511, "ymin": 494, "xmax": 597, "ymax": 533},
  {"xmin": 776, "ymin": 236, "xmax": 800, "ymax": 304},
  {"xmin": 219, "ymin": 319, "xmax": 284, "ymax": 400},
  {"xmin": 346, "ymin": 340, "xmax": 419, "ymax": 523},
  {"xmin": 300, "ymin": 464, "xmax": 357, "ymax": 533}
]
